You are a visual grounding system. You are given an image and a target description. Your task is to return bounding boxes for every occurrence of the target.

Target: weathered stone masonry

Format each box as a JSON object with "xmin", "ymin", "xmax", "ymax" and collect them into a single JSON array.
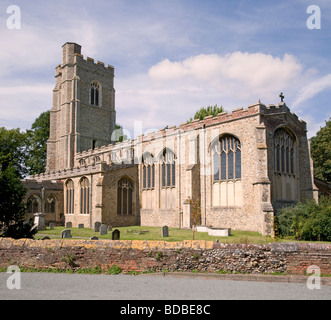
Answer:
[
  {"xmin": 0, "ymin": 238, "xmax": 330, "ymax": 275},
  {"xmin": 23, "ymin": 42, "xmax": 319, "ymax": 236}
]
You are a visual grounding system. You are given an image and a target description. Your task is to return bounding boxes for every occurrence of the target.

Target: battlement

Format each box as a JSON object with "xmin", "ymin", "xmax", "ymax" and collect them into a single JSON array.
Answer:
[
  {"xmin": 136, "ymin": 100, "xmax": 306, "ymax": 142},
  {"xmin": 30, "ymin": 161, "xmax": 113, "ymax": 182},
  {"xmin": 22, "ymin": 178, "xmax": 63, "ymax": 189},
  {"xmin": 69, "ymin": 100, "xmax": 307, "ymax": 169},
  {"xmin": 74, "ymin": 52, "xmax": 114, "ymax": 73},
  {"xmin": 261, "ymin": 102, "xmax": 307, "ymax": 130},
  {"xmin": 59, "ymin": 42, "xmax": 114, "ymax": 74}
]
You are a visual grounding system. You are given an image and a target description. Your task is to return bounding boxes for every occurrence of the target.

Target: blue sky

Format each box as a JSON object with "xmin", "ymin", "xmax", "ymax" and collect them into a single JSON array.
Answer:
[{"xmin": 0, "ymin": 0, "xmax": 331, "ymax": 138}]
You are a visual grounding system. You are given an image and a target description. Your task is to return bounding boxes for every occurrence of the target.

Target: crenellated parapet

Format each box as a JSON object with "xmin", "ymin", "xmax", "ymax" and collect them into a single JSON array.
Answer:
[
  {"xmin": 66, "ymin": 100, "xmax": 307, "ymax": 170},
  {"xmin": 74, "ymin": 53, "xmax": 114, "ymax": 74}
]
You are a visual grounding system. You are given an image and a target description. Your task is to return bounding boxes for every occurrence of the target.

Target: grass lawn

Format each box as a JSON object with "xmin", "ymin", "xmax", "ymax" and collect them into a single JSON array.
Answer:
[{"xmin": 36, "ymin": 226, "xmax": 273, "ymax": 243}]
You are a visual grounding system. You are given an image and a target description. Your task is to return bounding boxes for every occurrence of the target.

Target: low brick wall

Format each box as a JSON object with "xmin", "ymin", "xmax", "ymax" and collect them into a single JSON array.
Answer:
[{"xmin": 0, "ymin": 238, "xmax": 330, "ymax": 275}]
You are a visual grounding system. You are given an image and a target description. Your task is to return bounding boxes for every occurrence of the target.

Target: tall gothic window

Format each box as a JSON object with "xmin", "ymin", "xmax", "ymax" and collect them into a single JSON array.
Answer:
[
  {"xmin": 117, "ymin": 178, "xmax": 134, "ymax": 215},
  {"xmin": 161, "ymin": 149, "xmax": 175, "ymax": 188},
  {"xmin": 272, "ymin": 127, "xmax": 297, "ymax": 201},
  {"xmin": 90, "ymin": 81, "xmax": 100, "ymax": 106},
  {"xmin": 65, "ymin": 179, "xmax": 74, "ymax": 214},
  {"xmin": 211, "ymin": 135, "xmax": 242, "ymax": 207},
  {"xmin": 27, "ymin": 195, "xmax": 40, "ymax": 213},
  {"xmin": 80, "ymin": 177, "xmax": 90, "ymax": 214},
  {"xmin": 212, "ymin": 135, "xmax": 241, "ymax": 181},
  {"xmin": 44, "ymin": 195, "xmax": 56, "ymax": 214},
  {"xmin": 142, "ymin": 153, "xmax": 155, "ymax": 190},
  {"xmin": 273, "ymin": 127, "xmax": 296, "ymax": 175}
]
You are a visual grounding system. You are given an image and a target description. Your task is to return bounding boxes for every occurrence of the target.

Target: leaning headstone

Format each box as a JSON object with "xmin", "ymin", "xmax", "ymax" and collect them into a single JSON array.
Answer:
[
  {"xmin": 94, "ymin": 221, "xmax": 101, "ymax": 232},
  {"xmin": 49, "ymin": 222, "xmax": 55, "ymax": 230},
  {"xmin": 162, "ymin": 225, "xmax": 169, "ymax": 237},
  {"xmin": 78, "ymin": 223, "xmax": 84, "ymax": 229},
  {"xmin": 61, "ymin": 229, "xmax": 72, "ymax": 238},
  {"xmin": 100, "ymin": 224, "xmax": 108, "ymax": 235},
  {"xmin": 90, "ymin": 236, "xmax": 99, "ymax": 240},
  {"xmin": 65, "ymin": 221, "xmax": 72, "ymax": 228},
  {"xmin": 112, "ymin": 229, "xmax": 120, "ymax": 240}
]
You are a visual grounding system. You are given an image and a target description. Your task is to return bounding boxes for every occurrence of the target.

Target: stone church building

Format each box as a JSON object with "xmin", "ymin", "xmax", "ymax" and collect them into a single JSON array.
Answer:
[{"xmin": 23, "ymin": 42, "xmax": 318, "ymax": 236}]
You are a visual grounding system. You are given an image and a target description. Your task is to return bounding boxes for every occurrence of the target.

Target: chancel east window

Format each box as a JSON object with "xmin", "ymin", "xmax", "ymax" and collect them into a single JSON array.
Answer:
[
  {"xmin": 117, "ymin": 178, "xmax": 134, "ymax": 215},
  {"xmin": 272, "ymin": 127, "xmax": 297, "ymax": 201},
  {"xmin": 273, "ymin": 127, "xmax": 295, "ymax": 175},
  {"xmin": 80, "ymin": 177, "xmax": 90, "ymax": 214},
  {"xmin": 90, "ymin": 81, "xmax": 100, "ymax": 106},
  {"xmin": 65, "ymin": 179, "xmax": 74, "ymax": 214},
  {"xmin": 211, "ymin": 135, "xmax": 242, "ymax": 207}
]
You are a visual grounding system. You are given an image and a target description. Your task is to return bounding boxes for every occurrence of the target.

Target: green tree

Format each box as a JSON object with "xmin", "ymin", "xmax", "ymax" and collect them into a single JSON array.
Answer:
[
  {"xmin": 0, "ymin": 165, "xmax": 36, "ymax": 239},
  {"xmin": 113, "ymin": 123, "xmax": 127, "ymax": 142},
  {"xmin": 188, "ymin": 197, "xmax": 201, "ymax": 240},
  {"xmin": 310, "ymin": 118, "xmax": 331, "ymax": 182},
  {"xmin": 0, "ymin": 127, "xmax": 27, "ymax": 177},
  {"xmin": 275, "ymin": 198, "xmax": 331, "ymax": 241},
  {"xmin": 188, "ymin": 104, "xmax": 225, "ymax": 122},
  {"xmin": 26, "ymin": 110, "xmax": 50, "ymax": 175},
  {"xmin": 0, "ymin": 126, "xmax": 37, "ymax": 238}
]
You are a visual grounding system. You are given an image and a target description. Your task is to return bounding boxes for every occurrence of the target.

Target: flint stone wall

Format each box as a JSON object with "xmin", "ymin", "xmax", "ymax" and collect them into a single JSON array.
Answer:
[{"xmin": 0, "ymin": 238, "xmax": 330, "ymax": 275}]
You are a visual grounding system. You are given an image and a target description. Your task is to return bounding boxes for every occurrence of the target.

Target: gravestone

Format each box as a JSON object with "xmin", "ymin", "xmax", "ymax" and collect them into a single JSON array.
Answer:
[
  {"xmin": 100, "ymin": 224, "xmax": 108, "ymax": 235},
  {"xmin": 61, "ymin": 229, "xmax": 72, "ymax": 238},
  {"xmin": 108, "ymin": 225, "xmax": 112, "ymax": 231},
  {"xmin": 49, "ymin": 222, "xmax": 55, "ymax": 230},
  {"xmin": 33, "ymin": 212, "xmax": 46, "ymax": 231},
  {"xmin": 94, "ymin": 221, "xmax": 101, "ymax": 232},
  {"xmin": 162, "ymin": 225, "xmax": 169, "ymax": 237},
  {"xmin": 65, "ymin": 221, "xmax": 72, "ymax": 228},
  {"xmin": 78, "ymin": 224, "xmax": 84, "ymax": 229},
  {"xmin": 90, "ymin": 236, "xmax": 99, "ymax": 240},
  {"xmin": 112, "ymin": 229, "xmax": 120, "ymax": 240},
  {"xmin": 41, "ymin": 236, "xmax": 50, "ymax": 240}
]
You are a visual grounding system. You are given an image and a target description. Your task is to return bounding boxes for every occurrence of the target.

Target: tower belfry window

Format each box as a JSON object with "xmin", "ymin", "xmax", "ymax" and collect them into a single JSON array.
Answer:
[{"xmin": 90, "ymin": 81, "xmax": 100, "ymax": 106}]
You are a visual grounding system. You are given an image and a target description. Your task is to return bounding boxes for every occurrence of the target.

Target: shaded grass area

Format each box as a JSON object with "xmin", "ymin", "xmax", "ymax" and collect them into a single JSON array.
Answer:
[{"xmin": 36, "ymin": 226, "xmax": 272, "ymax": 243}]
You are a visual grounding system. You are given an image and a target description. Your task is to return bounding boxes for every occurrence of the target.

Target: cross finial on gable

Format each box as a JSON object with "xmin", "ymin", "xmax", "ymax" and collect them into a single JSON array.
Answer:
[{"xmin": 279, "ymin": 92, "xmax": 284, "ymax": 102}]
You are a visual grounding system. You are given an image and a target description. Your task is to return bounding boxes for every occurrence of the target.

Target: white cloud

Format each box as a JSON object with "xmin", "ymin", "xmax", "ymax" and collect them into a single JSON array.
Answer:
[
  {"xmin": 149, "ymin": 52, "xmax": 304, "ymax": 100},
  {"xmin": 1, "ymin": 2, "xmax": 328, "ymax": 138},
  {"xmin": 292, "ymin": 73, "xmax": 331, "ymax": 107},
  {"xmin": 0, "ymin": 83, "xmax": 53, "ymax": 130},
  {"xmin": 115, "ymin": 51, "xmax": 308, "ymax": 135}
]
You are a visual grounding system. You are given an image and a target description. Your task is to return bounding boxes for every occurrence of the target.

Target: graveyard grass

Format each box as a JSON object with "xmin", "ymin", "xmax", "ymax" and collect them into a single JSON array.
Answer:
[{"xmin": 36, "ymin": 226, "xmax": 271, "ymax": 244}]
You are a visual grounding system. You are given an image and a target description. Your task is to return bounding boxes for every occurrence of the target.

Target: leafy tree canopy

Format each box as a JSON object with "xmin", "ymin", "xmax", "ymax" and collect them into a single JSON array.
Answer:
[
  {"xmin": 25, "ymin": 110, "xmax": 50, "ymax": 175},
  {"xmin": 0, "ymin": 165, "xmax": 36, "ymax": 239},
  {"xmin": 310, "ymin": 118, "xmax": 331, "ymax": 182},
  {"xmin": 0, "ymin": 127, "xmax": 27, "ymax": 177},
  {"xmin": 188, "ymin": 104, "xmax": 225, "ymax": 123},
  {"xmin": 114, "ymin": 123, "xmax": 127, "ymax": 142}
]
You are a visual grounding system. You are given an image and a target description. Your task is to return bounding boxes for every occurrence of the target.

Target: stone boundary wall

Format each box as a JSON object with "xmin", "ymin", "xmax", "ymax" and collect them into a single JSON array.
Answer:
[{"xmin": 0, "ymin": 238, "xmax": 330, "ymax": 275}]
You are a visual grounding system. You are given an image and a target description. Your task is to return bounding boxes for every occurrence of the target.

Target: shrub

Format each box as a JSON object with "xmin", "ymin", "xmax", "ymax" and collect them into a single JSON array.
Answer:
[
  {"xmin": 107, "ymin": 265, "xmax": 122, "ymax": 275},
  {"xmin": 275, "ymin": 197, "xmax": 331, "ymax": 241},
  {"xmin": 61, "ymin": 254, "xmax": 77, "ymax": 268}
]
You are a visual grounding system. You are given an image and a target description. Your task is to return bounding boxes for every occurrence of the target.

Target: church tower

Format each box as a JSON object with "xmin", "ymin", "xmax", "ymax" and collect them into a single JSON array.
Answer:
[{"xmin": 46, "ymin": 43, "xmax": 116, "ymax": 172}]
